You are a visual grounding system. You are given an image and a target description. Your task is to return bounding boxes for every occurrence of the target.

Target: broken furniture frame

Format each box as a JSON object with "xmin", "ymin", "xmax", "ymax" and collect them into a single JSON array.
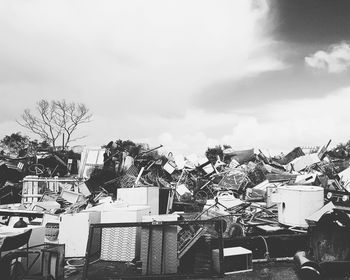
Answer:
[
  {"xmin": 0, "ymin": 208, "xmax": 44, "ymax": 220},
  {"xmin": 0, "ymin": 229, "xmax": 60, "ymax": 279},
  {"xmin": 0, "ymin": 229, "xmax": 35, "ymax": 279},
  {"xmin": 83, "ymin": 219, "xmax": 225, "ymax": 279}
]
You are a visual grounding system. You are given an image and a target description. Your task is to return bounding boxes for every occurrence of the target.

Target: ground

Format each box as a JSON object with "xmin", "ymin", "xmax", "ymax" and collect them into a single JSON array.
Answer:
[
  {"xmin": 65, "ymin": 261, "xmax": 299, "ymax": 280},
  {"xmin": 65, "ymin": 261, "xmax": 350, "ymax": 280}
]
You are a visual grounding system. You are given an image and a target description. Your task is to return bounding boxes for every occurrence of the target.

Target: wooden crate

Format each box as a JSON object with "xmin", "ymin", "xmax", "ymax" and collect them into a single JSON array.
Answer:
[{"xmin": 21, "ymin": 176, "xmax": 78, "ymax": 205}]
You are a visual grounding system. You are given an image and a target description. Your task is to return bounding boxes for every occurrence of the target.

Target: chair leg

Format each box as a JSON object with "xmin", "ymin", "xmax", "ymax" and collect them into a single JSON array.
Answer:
[{"xmin": 10, "ymin": 260, "xmax": 26, "ymax": 280}]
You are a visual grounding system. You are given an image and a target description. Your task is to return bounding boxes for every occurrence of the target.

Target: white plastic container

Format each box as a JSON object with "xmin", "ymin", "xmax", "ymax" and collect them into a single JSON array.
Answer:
[{"xmin": 271, "ymin": 185, "xmax": 324, "ymax": 228}]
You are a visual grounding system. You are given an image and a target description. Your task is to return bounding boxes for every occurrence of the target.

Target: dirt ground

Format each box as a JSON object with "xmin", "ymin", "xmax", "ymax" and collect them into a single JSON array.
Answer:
[
  {"xmin": 66, "ymin": 261, "xmax": 300, "ymax": 280},
  {"xmin": 65, "ymin": 260, "xmax": 350, "ymax": 280}
]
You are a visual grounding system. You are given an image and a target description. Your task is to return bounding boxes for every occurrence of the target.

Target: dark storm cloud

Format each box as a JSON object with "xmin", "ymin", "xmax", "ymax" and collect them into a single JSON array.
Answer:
[
  {"xmin": 194, "ymin": 66, "xmax": 350, "ymax": 112},
  {"xmin": 269, "ymin": 0, "xmax": 350, "ymax": 44}
]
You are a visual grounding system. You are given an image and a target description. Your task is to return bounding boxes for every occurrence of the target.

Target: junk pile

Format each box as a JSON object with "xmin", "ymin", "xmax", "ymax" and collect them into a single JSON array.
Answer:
[
  {"xmin": 0, "ymin": 147, "xmax": 80, "ymax": 205},
  {"xmin": 1, "ymin": 138, "xmax": 350, "ymax": 278}
]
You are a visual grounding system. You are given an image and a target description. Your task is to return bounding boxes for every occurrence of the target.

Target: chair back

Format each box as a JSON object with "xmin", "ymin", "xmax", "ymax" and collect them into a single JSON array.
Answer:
[{"xmin": 0, "ymin": 229, "xmax": 32, "ymax": 253}]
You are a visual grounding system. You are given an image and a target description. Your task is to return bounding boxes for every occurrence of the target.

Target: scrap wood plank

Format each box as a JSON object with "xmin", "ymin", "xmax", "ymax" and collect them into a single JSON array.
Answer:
[
  {"xmin": 266, "ymin": 173, "xmax": 297, "ymax": 183},
  {"xmin": 178, "ymin": 227, "xmax": 207, "ymax": 259}
]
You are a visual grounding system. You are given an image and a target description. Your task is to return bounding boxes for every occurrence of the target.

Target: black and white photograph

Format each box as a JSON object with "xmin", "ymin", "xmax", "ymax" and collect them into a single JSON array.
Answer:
[{"xmin": 0, "ymin": 0, "xmax": 350, "ymax": 279}]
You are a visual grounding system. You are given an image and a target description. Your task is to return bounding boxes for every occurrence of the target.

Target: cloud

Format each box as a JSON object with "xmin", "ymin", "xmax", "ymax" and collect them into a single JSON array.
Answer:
[
  {"xmin": 220, "ymin": 87, "xmax": 350, "ymax": 153},
  {"xmin": 0, "ymin": 0, "xmax": 292, "ymax": 149},
  {"xmin": 194, "ymin": 64, "xmax": 350, "ymax": 113},
  {"xmin": 0, "ymin": 121, "xmax": 22, "ymax": 138},
  {"xmin": 57, "ymin": 85, "xmax": 350, "ymax": 158},
  {"xmin": 145, "ymin": 87, "xmax": 350, "ymax": 156},
  {"xmin": 0, "ymin": 0, "xmax": 282, "ymax": 121},
  {"xmin": 269, "ymin": 0, "xmax": 350, "ymax": 44},
  {"xmin": 305, "ymin": 42, "xmax": 350, "ymax": 73},
  {"xmin": 6, "ymin": 0, "xmax": 349, "ymax": 158}
]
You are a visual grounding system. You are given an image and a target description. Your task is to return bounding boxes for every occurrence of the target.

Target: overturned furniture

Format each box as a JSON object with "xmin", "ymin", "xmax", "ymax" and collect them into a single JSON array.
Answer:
[{"xmin": 83, "ymin": 219, "xmax": 225, "ymax": 279}]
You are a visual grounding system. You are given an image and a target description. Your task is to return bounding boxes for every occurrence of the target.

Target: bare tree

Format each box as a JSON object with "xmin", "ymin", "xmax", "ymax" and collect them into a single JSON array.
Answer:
[{"xmin": 17, "ymin": 99, "xmax": 92, "ymax": 149}]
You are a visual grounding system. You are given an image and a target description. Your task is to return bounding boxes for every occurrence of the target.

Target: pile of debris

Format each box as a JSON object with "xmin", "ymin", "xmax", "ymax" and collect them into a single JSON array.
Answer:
[
  {"xmin": 2, "ymin": 137, "xmax": 350, "ymax": 212},
  {"xmin": 0, "ymin": 147, "xmax": 80, "ymax": 204},
  {"xmin": 1, "ymin": 138, "xmax": 350, "ymax": 278}
]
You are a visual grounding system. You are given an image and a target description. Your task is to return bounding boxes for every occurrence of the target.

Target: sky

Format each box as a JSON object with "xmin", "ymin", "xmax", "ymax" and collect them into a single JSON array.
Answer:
[{"xmin": 1, "ymin": 0, "xmax": 350, "ymax": 156}]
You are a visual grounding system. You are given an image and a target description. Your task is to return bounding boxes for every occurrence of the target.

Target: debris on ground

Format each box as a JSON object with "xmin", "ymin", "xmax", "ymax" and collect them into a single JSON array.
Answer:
[{"xmin": 2, "ymin": 138, "xmax": 350, "ymax": 278}]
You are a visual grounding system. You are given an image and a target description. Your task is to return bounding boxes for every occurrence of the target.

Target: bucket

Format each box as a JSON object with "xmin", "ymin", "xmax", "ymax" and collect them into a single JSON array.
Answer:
[
  {"xmin": 163, "ymin": 161, "xmax": 176, "ymax": 174},
  {"xmin": 271, "ymin": 185, "xmax": 324, "ymax": 228}
]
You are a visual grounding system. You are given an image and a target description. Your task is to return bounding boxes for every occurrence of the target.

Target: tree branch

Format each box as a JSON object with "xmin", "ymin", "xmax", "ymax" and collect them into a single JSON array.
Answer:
[{"xmin": 18, "ymin": 99, "xmax": 92, "ymax": 149}]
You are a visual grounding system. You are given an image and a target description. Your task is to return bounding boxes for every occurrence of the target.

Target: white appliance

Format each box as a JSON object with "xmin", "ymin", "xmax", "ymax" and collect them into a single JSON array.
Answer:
[
  {"xmin": 117, "ymin": 187, "xmax": 159, "ymax": 215},
  {"xmin": 59, "ymin": 211, "xmax": 100, "ymax": 258},
  {"xmin": 43, "ymin": 211, "xmax": 100, "ymax": 258},
  {"xmin": 272, "ymin": 185, "xmax": 324, "ymax": 228},
  {"xmin": 100, "ymin": 205, "xmax": 151, "ymax": 261}
]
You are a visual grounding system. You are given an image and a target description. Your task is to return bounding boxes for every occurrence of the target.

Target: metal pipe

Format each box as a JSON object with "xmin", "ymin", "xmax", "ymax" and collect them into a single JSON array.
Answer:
[
  {"xmin": 253, "ymin": 257, "xmax": 293, "ymax": 263},
  {"xmin": 139, "ymin": 145, "xmax": 163, "ymax": 156}
]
